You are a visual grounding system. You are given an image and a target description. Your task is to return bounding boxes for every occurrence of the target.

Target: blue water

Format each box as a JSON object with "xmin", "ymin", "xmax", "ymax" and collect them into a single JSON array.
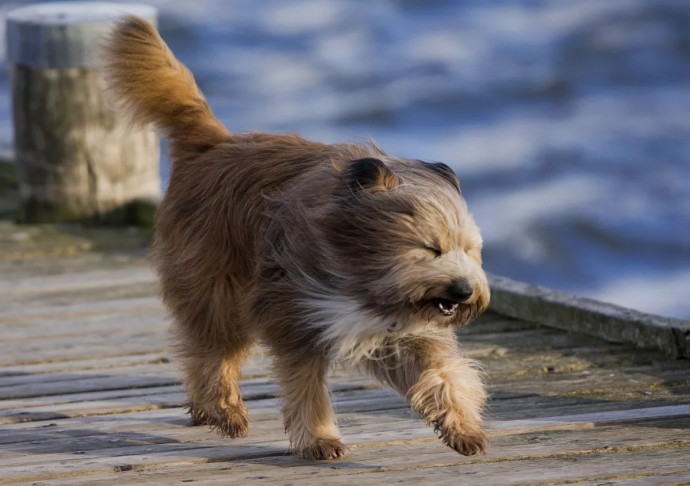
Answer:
[{"xmin": 1, "ymin": 0, "xmax": 689, "ymax": 318}]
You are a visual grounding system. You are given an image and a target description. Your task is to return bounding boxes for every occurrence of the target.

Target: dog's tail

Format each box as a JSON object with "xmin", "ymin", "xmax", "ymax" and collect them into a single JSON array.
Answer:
[{"xmin": 103, "ymin": 16, "xmax": 231, "ymax": 157}]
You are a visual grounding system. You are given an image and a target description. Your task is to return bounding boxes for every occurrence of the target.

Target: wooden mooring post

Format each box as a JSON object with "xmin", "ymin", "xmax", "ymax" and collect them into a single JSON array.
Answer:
[{"xmin": 6, "ymin": 3, "xmax": 160, "ymax": 224}]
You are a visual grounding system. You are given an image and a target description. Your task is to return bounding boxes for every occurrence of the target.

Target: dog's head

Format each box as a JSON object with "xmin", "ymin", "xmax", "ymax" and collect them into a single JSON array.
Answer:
[{"xmin": 324, "ymin": 156, "xmax": 490, "ymax": 333}]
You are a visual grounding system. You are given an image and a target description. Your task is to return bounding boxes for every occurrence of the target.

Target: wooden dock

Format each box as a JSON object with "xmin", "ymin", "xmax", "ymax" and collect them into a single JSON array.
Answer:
[{"xmin": 1, "ymin": 224, "xmax": 689, "ymax": 485}]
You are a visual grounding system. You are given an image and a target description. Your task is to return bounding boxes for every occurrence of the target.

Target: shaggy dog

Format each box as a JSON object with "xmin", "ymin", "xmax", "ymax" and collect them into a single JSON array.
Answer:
[{"xmin": 104, "ymin": 16, "xmax": 490, "ymax": 460}]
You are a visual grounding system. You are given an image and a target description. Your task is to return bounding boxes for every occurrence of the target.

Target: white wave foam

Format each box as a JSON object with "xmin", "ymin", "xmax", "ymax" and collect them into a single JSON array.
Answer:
[
  {"xmin": 471, "ymin": 175, "xmax": 607, "ymax": 242},
  {"xmin": 583, "ymin": 270, "xmax": 690, "ymax": 319}
]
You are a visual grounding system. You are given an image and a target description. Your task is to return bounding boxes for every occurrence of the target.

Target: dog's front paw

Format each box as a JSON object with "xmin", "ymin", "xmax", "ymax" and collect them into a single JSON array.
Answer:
[
  {"xmin": 296, "ymin": 438, "xmax": 349, "ymax": 460},
  {"xmin": 434, "ymin": 415, "xmax": 488, "ymax": 456},
  {"xmin": 442, "ymin": 427, "xmax": 488, "ymax": 456}
]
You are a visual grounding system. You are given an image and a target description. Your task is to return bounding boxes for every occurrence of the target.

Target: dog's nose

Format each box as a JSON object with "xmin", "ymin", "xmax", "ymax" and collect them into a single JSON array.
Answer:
[{"xmin": 446, "ymin": 280, "xmax": 474, "ymax": 303}]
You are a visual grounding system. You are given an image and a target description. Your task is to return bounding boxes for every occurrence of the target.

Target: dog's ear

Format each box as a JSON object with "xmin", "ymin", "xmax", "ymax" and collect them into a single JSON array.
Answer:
[
  {"xmin": 420, "ymin": 161, "xmax": 460, "ymax": 193},
  {"xmin": 346, "ymin": 158, "xmax": 400, "ymax": 192}
]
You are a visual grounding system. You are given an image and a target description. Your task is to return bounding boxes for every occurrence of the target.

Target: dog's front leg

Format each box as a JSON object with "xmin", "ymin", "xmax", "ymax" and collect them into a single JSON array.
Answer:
[
  {"xmin": 363, "ymin": 330, "xmax": 488, "ymax": 455},
  {"xmin": 273, "ymin": 352, "xmax": 348, "ymax": 460}
]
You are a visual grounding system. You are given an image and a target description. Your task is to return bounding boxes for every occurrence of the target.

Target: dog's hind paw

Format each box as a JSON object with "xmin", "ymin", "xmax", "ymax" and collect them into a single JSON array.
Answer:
[
  {"xmin": 213, "ymin": 410, "xmax": 249, "ymax": 439},
  {"xmin": 188, "ymin": 403, "xmax": 249, "ymax": 438},
  {"xmin": 188, "ymin": 405, "xmax": 211, "ymax": 427}
]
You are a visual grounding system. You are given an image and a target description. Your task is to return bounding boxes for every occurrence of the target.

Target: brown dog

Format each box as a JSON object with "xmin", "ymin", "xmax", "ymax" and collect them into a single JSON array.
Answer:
[{"xmin": 104, "ymin": 16, "xmax": 490, "ymax": 460}]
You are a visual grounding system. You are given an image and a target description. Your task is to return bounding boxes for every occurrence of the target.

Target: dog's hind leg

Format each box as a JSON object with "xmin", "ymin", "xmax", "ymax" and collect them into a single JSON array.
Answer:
[
  {"xmin": 361, "ymin": 330, "xmax": 488, "ymax": 456},
  {"xmin": 273, "ymin": 351, "xmax": 348, "ymax": 460},
  {"xmin": 181, "ymin": 339, "xmax": 252, "ymax": 438}
]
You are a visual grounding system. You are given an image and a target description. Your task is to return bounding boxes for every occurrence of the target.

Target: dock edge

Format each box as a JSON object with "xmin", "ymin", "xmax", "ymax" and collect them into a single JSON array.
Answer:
[{"xmin": 488, "ymin": 274, "xmax": 690, "ymax": 359}]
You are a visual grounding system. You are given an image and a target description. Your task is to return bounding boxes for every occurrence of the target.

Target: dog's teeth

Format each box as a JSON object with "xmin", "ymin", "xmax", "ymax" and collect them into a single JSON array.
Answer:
[{"xmin": 435, "ymin": 300, "xmax": 459, "ymax": 316}]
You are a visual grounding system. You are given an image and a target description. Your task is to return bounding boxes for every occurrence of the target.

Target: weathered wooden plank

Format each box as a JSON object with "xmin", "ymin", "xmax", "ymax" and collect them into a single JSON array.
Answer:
[
  {"xmin": 488, "ymin": 394, "xmax": 690, "ymax": 423},
  {"xmin": 456, "ymin": 312, "xmax": 537, "ymax": 334},
  {"xmin": 0, "ymin": 320, "xmax": 166, "ymax": 345},
  {"xmin": 0, "ymin": 250, "xmax": 147, "ymax": 283},
  {"xmin": 490, "ymin": 403, "xmax": 690, "ymax": 432},
  {"xmin": 0, "ymin": 353, "xmax": 172, "ymax": 377},
  {"xmin": 0, "ymin": 346, "xmax": 272, "ymax": 378},
  {"xmin": 41, "ymin": 466, "xmax": 690, "ymax": 486},
  {"xmin": 24, "ymin": 458, "xmax": 690, "ymax": 486},
  {"xmin": 0, "ymin": 374, "xmax": 178, "ymax": 401},
  {"xmin": 1, "ymin": 283, "xmax": 158, "ymax": 313},
  {"xmin": 273, "ymin": 449, "xmax": 690, "ymax": 486},
  {"xmin": 0, "ymin": 385, "xmax": 183, "ymax": 420},
  {"xmin": 578, "ymin": 473, "xmax": 690, "ymax": 486},
  {"xmin": 0, "ymin": 294, "xmax": 158, "ymax": 317},
  {"xmin": 0, "ymin": 361, "xmax": 179, "ymax": 387},
  {"xmin": 0, "ymin": 332, "xmax": 168, "ymax": 367},
  {"xmin": 0, "ymin": 268, "xmax": 156, "ymax": 304}
]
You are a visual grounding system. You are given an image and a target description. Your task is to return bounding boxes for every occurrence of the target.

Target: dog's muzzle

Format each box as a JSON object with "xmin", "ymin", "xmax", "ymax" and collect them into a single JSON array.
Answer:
[{"xmin": 430, "ymin": 280, "xmax": 474, "ymax": 317}]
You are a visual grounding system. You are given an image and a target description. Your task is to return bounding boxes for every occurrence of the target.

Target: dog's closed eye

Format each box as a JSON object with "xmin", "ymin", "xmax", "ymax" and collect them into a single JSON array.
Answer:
[{"xmin": 424, "ymin": 245, "xmax": 443, "ymax": 258}]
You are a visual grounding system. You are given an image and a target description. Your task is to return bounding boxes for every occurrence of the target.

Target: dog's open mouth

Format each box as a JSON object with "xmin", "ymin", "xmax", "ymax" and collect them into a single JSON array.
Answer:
[{"xmin": 431, "ymin": 298, "xmax": 460, "ymax": 316}]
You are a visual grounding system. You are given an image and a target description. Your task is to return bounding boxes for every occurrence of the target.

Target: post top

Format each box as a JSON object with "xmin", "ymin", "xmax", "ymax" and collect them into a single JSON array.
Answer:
[
  {"xmin": 7, "ymin": 2, "xmax": 156, "ymax": 26},
  {"xmin": 6, "ymin": 2, "xmax": 158, "ymax": 69}
]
